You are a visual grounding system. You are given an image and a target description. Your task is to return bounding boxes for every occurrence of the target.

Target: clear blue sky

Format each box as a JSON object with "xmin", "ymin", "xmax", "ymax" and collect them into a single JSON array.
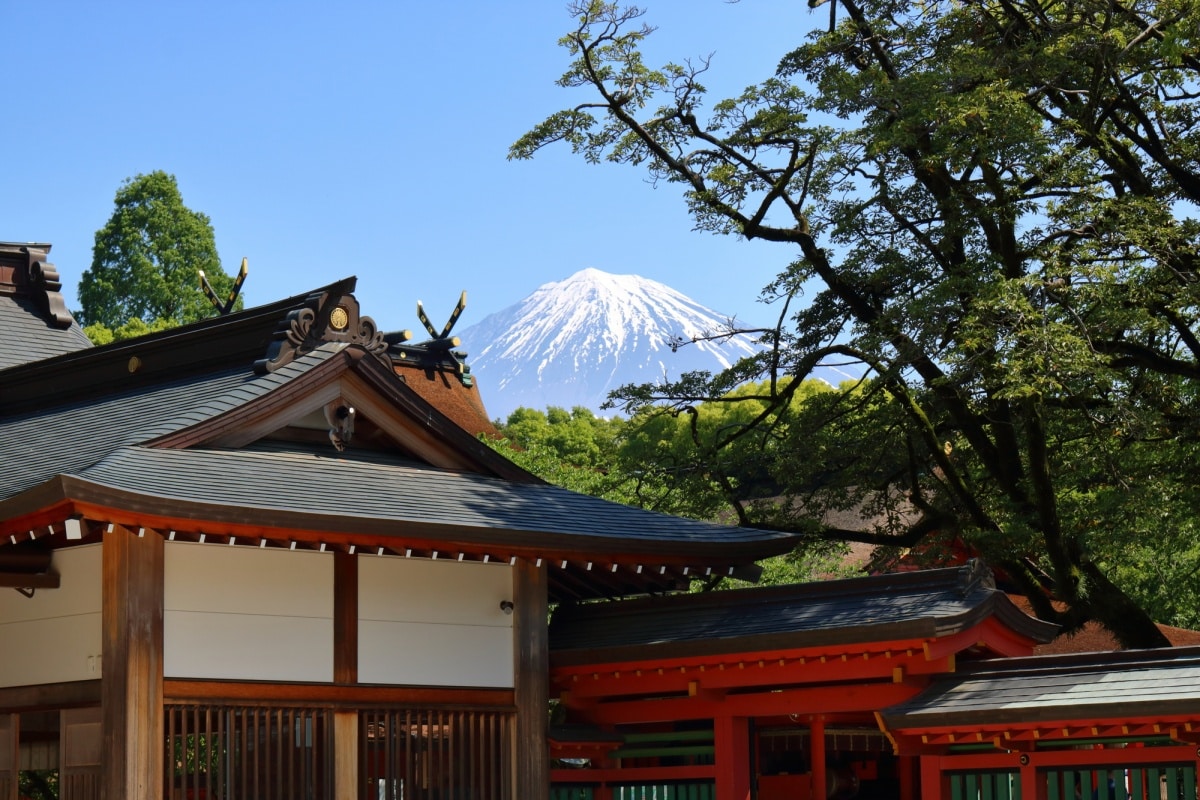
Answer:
[{"xmin": 5, "ymin": 1, "xmax": 813, "ymax": 335}]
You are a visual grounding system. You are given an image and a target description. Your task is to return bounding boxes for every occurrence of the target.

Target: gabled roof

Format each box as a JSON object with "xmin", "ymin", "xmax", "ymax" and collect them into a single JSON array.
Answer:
[
  {"xmin": 1, "ymin": 274, "xmax": 796, "ymax": 600},
  {"xmin": 549, "ymin": 562, "xmax": 1058, "ymax": 665},
  {"xmin": 0, "ymin": 243, "xmax": 91, "ymax": 369}
]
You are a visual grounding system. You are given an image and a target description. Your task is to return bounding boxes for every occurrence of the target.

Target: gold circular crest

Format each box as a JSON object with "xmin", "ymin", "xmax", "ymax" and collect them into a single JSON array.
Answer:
[{"xmin": 330, "ymin": 305, "xmax": 350, "ymax": 331}]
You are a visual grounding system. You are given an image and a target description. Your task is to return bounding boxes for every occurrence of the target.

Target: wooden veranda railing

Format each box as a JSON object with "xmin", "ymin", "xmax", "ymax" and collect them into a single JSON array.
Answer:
[{"xmin": 165, "ymin": 702, "xmax": 515, "ymax": 800}]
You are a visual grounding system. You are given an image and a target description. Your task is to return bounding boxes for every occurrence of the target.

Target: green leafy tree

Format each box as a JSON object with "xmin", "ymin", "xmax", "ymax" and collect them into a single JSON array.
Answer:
[
  {"xmin": 490, "ymin": 406, "xmax": 638, "ymax": 503},
  {"xmin": 78, "ymin": 171, "xmax": 239, "ymax": 339},
  {"xmin": 513, "ymin": 1, "xmax": 1200, "ymax": 645},
  {"xmin": 491, "ymin": 399, "xmax": 858, "ymax": 587}
]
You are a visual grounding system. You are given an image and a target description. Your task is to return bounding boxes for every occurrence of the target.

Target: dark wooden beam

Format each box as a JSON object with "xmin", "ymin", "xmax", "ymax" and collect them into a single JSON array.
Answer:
[
  {"xmin": 102, "ymin": 524, "xmax": 163, "ymax": 800},
  {"xmin": 0, "ymin": 571, "xmax": 59, "ymax": 589},
  {"xmin": 513, "ymin": 558, "xmax": 549, "ymax": 800},
  {"xmin": 163, "ymin": 680, "xmax": 512, "ymax": 707},
  {"xmin": 333, "ymin": 551, "xmax": 358, "ymax": 685},
  {"xmin": 0, "ymin": 680, "xmax": 100, "ymax": 712}
]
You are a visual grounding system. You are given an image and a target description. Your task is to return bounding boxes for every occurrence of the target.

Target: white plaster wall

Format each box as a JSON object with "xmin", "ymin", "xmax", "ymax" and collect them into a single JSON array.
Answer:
[
  {"xmin": 358, "ymin": 556, "xmax": 514, "ymax": 688},
  {"xmin": 164, "ymin": 543, "xmax": 333, "ymax": 682},
  {"xmin": 0, "ymin": 545, "xmax": 102, "ymax": 688}
]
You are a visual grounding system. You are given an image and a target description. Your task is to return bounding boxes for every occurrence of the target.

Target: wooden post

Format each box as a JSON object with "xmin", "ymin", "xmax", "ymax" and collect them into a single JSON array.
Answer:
[
  {"xmin": 810, "ymin": 717, "xmax": 826, "ymax": 800},
  {"xmin": 334, "ymin": 711, "xmax": 359, "ymax": 800},
  {"xmin": 1020, "ymin": 757, "xmax": 1041, "ymax": 800},
  {"xmin": 102, "ymin": 525, "xmax": 164, "ymax": 800},
  {"xmin": 0, "ymin": 713, "xmax": 16, "ymax": 800},
  {"xmin": 919, "ymin": 755, "xmax": 943, "ymax": 800},
  {"xmin": 714, "ymin": 714, "xmax": 752, "ymax": 800},
  {"xmin": 513, "ymin": 558, "xmax": 549, "ymax": 800},
  {"xmin": 898, "ymin": 753, "xmax": 917, "ymax": 800},
  {"xmin": 333, "ymin": 551, "xmax": 359, "ymax": 799},
  {"xmin": 333, "ymin": 551, "xmax": 358, "ymax": 685}
]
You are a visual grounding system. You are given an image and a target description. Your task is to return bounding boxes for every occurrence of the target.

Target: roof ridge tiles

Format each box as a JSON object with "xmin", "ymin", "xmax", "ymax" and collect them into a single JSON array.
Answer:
[{"xmin": 0, "ymin": 278, "xmax": 358, "ymax": 414}]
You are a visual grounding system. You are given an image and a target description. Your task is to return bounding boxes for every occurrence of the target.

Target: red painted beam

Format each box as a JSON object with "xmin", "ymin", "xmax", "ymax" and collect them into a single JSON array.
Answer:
[{"xmin": 580, "ymin": 681, "xmax": 918, "ymax": 726}]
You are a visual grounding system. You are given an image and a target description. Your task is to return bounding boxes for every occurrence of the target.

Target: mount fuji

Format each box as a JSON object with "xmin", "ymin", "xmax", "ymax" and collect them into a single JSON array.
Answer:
[{"xmin": 457, "ymin": 268, "xmax": 850, "ymax": 421}]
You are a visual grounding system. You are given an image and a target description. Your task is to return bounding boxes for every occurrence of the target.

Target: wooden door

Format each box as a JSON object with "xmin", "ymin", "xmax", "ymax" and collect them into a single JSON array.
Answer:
[{"xmin": 60, "ymin": 707, "xmax": 101, "ymax": 800}]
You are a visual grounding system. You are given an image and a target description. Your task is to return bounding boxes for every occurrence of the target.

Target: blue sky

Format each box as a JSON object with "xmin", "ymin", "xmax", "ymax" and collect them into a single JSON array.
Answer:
[{"xmin": 5, "ymin": 1, "xmax": 813, "ymax": 336}]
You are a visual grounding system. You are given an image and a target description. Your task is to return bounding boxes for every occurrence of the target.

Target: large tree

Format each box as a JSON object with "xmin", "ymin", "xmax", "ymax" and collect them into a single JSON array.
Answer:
[
  {"xmin": 79, "ymin": 171, "xmax": 238, "ymax": 333},
  {"xmin": 512, "ymin": 0, "xmax": 1200, "ymax": 646}
]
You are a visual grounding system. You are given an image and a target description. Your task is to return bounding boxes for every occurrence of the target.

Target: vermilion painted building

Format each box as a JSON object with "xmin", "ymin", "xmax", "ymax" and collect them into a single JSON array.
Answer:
[{"xmin": 547, "ymin": 565, "xmax": 1200, "ymax": 799}]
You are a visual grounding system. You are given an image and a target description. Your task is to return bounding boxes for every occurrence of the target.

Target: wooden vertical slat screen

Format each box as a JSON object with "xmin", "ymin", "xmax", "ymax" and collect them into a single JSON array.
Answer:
[
  {"xmin": 165, "ymin": 704, "xmax": 333, "ymax": 800},
  {"xmin": 167, "ymin": 702, "xmax": 511, "ymax": 799},
  {"xmin": 361, "ymin": 705, "xmax": 515, "ymax": 800}
]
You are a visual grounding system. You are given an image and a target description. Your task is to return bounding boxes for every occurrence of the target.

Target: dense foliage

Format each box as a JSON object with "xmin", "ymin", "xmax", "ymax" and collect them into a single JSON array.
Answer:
[
  {"xmin": 490, "ymin": 402, "xmax": 860, "ymax": 587},
  {"xmin": 79, "ymin": 171, "xmax": 239, "ymax": 341},
  {"xmin": 513, "ymin": 1, "xmax": 1200, "ymax": 643}
]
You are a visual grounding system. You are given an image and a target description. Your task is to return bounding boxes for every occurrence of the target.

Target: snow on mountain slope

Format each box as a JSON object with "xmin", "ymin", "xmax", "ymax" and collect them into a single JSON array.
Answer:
[{"xmin": 458, "ymin": 268, "xmax": 846, "ymax": 420}]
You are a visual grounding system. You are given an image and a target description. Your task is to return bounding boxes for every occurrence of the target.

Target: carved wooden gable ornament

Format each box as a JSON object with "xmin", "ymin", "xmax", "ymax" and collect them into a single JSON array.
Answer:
[{"xmin": 255, "ymin": 280, "xmax": 390, "ymax": 374}]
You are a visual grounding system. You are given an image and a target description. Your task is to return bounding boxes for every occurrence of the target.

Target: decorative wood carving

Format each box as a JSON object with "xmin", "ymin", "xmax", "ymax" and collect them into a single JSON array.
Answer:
[
  {"xmin": 255, "ymin": 280, "xmax": 391, "ymax": 373},
  {"xmin": 24, "ymin": 248, "xmax": 76, "ymax": 329}
]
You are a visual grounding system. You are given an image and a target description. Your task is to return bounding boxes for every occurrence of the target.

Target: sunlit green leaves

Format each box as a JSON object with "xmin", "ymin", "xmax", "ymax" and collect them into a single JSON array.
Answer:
[
  {"xmin": 78, "ymin": 171, "xmax": 238, "ymax": 332},
  {"xmin": 517, "ymin": 0, "xmax": 1200, "ymax": 644}
]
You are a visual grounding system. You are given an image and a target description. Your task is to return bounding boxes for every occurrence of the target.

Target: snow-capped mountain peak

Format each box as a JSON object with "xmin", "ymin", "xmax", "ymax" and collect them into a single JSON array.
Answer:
[{"xmin": 458, "ymin": 268, "xmax": 762, "ymax": 420}]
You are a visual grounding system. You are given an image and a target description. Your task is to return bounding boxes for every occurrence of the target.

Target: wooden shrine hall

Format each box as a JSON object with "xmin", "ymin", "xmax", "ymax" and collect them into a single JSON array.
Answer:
[{"xmin": 0, "ymin": 242, "xmax": 795, "ymax": 800}]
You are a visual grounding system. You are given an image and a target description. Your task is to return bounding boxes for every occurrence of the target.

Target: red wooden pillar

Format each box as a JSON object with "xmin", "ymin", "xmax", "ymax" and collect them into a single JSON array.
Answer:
[
  {"xmin": 514, "ymin": 558, "xmax": 549, "ymax": 800},
  {"xmin": 101, "ymin": 524, "xmax": 163, "ymax": 800},
  {"xmin": 714, "ymin": 714, "xmax": 751, "ymax": 800},
  {"xmin": 810, "ymin": 717, "xmax": 826, "ymax": 800},
  {"xmin": 1020, "ymin": 757, "xmax": 1042, "ymax": 800},
  {"xmin": 919, "ymin": 755, "xmax": 943, "ymax": 800},
  {"xmin": 898, "ymin": 753, "xmax": 917, "ymax": 800}
]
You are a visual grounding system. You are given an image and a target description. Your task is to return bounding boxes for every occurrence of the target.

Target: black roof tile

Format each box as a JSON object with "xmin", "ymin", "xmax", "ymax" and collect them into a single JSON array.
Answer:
[
  {"xmin": 549, "ymin": 563, "xmax": 1057, "ymax": 665},
  {"xmin": 56, "ymin": 440, "xmax": 791, "ymax": 554},
  {"xmin": 0, "ymin": 347, "xmax": 339, "ymax": 499},
  {"xmin": 0, "ymin": 293, "xmax": 92, "ymax": 370}
]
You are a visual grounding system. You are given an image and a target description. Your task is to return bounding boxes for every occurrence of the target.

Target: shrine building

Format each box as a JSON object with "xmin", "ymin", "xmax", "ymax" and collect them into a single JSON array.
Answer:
[{"xmin": 4, "ymin": 241, "xmax": 1200, "ymax": 800}]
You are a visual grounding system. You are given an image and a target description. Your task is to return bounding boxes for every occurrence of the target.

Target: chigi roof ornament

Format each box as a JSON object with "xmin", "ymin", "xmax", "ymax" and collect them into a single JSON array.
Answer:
[
  {"xmin": 254, "ymin": 277, "xmax": 390, "ymax": 374},
  {"xmin": 199, "ymin": 256, "xmax": 249, "ymax": 315},
  {"xmin": 388, "ymin": 291, "xmax": 475, "ymax": 386}
]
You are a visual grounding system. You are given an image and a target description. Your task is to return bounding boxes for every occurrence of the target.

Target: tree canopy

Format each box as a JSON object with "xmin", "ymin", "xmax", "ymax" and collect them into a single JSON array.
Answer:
[
  {"xmin": 78, "ymin": 171, "xmax": 239, "ymax": 338},
  {"xmin": 489, "ymin": 401, "xmax": 860, "ymax": 587},
  {"xmin": 513, "ymin": 0, "xmax": 1200, "ymax": 645}
]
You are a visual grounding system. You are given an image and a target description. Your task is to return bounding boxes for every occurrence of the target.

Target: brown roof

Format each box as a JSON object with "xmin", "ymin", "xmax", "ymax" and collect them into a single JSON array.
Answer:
[{"xmin": 393, "ymin": 358, "xmax": 498, "ymax": 438}]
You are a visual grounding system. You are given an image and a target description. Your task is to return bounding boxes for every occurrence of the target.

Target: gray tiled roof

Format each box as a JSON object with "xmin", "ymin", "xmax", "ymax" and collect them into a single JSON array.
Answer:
[
  {"xmin": 60, "ymin": 441, "xmax": 789, "ymax": 553},
  {"xmin": 0, "ymin": 294, "xmax": 91, "ymax": 370},
  {"xmin": 881, "ymin": 646, "xmax": 1200, "ymax": 729},
  {"xmin": 549, "ymin": 563, "xmax": 1057, "ymax": 664},
  {"xmin": 0, "ymin": 347, "xmax": 340, "ymax": 500}
]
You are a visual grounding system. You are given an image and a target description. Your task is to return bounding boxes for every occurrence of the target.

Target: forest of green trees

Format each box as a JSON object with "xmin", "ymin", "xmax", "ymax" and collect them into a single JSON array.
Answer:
[{"xmin": 509, "ymin": 0, "xmax": 1200, "ymax": 646}]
